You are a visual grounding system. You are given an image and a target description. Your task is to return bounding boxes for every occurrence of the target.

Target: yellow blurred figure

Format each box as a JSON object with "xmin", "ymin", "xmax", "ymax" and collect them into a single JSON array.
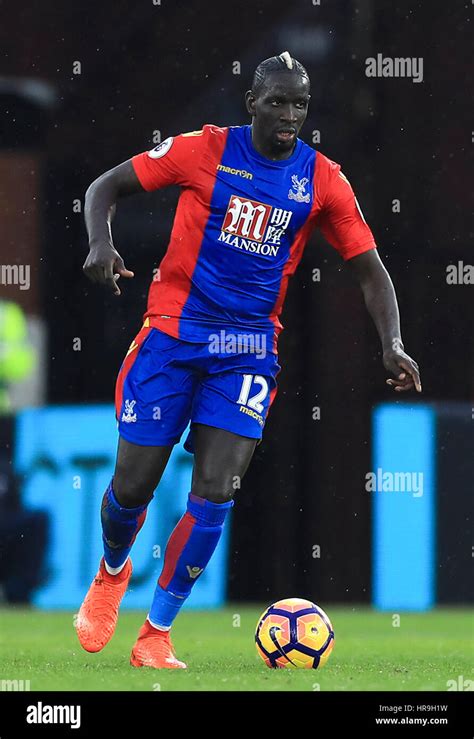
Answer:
[{"xmin": 0, "ymin": 300, "xmax": 36, "ymax": 414}]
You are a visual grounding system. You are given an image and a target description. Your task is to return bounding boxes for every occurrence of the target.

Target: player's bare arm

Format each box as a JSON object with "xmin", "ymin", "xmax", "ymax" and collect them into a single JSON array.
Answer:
[
  {"xmin": 83, "ymin": 160, "xmax": 140, "ymax": 295},
  {"xmin": 347, "ymin": 249, "xmax": 422, "ymax": 393}
]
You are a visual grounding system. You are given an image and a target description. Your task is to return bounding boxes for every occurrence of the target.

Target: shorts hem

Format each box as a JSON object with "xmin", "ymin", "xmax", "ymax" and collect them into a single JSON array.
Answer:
[
  {"xmin": 118, "ymin": 427, "xmax": 182, "ymax": 447},
  {"xmin": 190, "ymin": 417, "xmax": 263, "ymax": 440}
]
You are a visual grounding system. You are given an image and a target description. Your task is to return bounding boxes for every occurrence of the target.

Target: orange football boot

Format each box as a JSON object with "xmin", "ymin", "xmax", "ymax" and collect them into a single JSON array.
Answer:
[
  {"xmin": 130, "ymin": 620, "xmax": 187, "ymax": 669},
  {"xmin": 75, "ymin": 557, "xmax": 132, "ymax": 653}
]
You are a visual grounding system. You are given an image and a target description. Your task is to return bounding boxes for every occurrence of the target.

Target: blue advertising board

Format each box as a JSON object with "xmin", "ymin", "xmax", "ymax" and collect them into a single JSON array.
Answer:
[
  {"xmin": 372, "ymin": 404, "xmax": 435, "ymax": 610},
  {"xmin": 14, "ymin": 405, "xmax": 231, "ymax": 610}
]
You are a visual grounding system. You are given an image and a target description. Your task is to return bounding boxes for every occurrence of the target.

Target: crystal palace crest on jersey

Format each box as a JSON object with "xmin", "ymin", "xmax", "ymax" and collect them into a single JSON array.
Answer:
[{"xmin": 288, "ymin": 174, "xmax": 310, "ymax": 203}]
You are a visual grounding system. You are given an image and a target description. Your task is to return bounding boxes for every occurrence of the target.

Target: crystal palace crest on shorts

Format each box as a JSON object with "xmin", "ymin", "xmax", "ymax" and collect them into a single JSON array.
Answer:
[{"xmin": 121, "ymin": 399, "xmax": 137, "ymax": 423}]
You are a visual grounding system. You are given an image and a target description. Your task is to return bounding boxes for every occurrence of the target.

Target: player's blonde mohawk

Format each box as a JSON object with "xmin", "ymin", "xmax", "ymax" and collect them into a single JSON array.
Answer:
[{"xmin": 279, "ymin": 51, "xmax": 294, "ymax": 70}]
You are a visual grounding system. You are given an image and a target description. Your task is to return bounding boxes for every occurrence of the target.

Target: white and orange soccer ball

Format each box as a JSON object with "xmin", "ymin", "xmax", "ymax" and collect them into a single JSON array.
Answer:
[{"xmin": 255, "ymin": 598, "xmax": 335, "ymax": 669}]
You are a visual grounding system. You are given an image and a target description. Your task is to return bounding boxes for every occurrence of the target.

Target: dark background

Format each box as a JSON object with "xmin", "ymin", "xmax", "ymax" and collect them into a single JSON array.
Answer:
[{"xmin": 1, "ymin": 0, "xmax": 472, "ymax": 603}]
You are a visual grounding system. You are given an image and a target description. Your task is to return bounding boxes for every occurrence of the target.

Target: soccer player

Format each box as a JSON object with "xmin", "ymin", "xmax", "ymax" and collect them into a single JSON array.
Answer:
[{"xmin": 77, "ymin": 52, "xmax": 421, "ymax": 669}]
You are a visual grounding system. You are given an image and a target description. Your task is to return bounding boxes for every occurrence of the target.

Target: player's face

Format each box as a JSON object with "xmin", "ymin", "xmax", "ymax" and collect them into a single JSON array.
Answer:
[{"xmin": 246, "ymin": 72, "xmax": 311, "ymax": 158}]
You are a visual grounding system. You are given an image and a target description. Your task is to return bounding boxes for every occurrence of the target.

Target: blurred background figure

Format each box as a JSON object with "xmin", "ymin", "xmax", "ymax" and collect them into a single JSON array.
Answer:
[
  {"xmin": 0, "ymin": 463, "xmax": 49, "ymax": 605},
  {"xmin": 0, "ymin": 299, "xmax": 36, "ymax": 414},
  {"xmin": 0, "ymin": 298, "xmax": 45, "ymax": 605}
]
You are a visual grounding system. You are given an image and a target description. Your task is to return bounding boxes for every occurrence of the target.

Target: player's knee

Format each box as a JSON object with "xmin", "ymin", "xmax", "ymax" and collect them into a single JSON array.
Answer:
[
  {"xmin": 113, "ymin": 468, "xmax": 153, "ymax": 508},
  {"xmin": 191, "ymin": 475, "xmax": 235, "ymax": 504}
]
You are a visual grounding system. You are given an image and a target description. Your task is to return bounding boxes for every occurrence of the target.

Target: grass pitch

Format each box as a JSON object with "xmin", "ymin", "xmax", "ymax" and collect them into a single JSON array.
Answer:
[{"xmin": 0, "ymin": 606, "xmax": 472, "ymax": 691}]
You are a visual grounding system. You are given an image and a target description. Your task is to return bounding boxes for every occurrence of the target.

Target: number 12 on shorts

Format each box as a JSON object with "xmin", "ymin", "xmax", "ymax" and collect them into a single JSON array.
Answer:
[{"xmin": 236, "ymin": 375, "xmax": 269, "ymax": 413}]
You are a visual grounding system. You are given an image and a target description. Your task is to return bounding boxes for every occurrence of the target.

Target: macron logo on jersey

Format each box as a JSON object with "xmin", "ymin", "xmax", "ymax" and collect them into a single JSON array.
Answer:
[
  {"xmin": 218, "ymin": 195, "xmax": 293, "ymax": 257},
  {"xmin": 216, "ymin": 164, "xmax": 253, "ymax": 180}
]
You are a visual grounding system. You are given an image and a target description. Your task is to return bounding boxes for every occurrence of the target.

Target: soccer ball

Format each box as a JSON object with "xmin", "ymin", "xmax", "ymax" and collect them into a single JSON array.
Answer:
[{"xmin": 255, "ymin": 597, "xmax": 335, "ymax": 669}]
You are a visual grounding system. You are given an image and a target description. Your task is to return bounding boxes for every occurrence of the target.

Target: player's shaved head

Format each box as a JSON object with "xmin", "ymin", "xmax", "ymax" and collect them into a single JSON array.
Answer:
[{"xmin": 252, "ymin": 51, "xmax": 310, "ymax": 96}]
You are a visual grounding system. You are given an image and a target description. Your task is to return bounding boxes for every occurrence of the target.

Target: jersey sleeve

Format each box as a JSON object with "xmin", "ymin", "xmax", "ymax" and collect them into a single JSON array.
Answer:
[
  {"xmin": 131, "ymin": 128, "xmax": 208, "ymax": 191},
  {"xmin": 316, "ymin": 158, "xmax": 377, "ymax": 261}
]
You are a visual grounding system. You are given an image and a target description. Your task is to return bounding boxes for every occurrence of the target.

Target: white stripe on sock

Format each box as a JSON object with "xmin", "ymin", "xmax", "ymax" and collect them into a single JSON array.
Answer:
[
  {"xmin": 147, "ymin": 615, "xmax": 171, "ymax": 632},
  {"xmin": 104, "ymin": 559, "xmax": 128, "ymax": 576}
]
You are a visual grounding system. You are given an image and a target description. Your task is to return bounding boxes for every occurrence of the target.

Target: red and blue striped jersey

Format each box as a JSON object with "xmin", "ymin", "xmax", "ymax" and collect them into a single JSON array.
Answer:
[{"xmin": 132, "ymin": 124, "xmax": 376, "ymax": 350}]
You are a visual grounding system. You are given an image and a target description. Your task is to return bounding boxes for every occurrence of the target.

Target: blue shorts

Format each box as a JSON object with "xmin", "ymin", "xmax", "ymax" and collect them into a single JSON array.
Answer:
[{"xmin": 115, "ymin": 325, "xmax": 281, "ymax": 451}]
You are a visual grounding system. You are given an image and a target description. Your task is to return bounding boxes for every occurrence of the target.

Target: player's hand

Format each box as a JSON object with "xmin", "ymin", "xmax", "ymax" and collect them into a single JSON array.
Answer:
[
  {"xmin": 383, "ymin": 346, "xmax": 422, "ymax": 393},
  {"xmin": 83, "ymin": 242, "xmax": 134, "ymax": 296}
]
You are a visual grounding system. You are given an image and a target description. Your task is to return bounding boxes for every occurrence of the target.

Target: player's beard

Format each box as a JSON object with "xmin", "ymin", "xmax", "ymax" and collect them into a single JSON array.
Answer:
[{"xmin": 272, "ymin": 128, "xmax": 297, "ymax": 153}]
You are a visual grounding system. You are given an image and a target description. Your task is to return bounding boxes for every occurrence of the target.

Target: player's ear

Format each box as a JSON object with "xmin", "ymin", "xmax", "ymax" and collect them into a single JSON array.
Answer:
[{"xmin": 245, "ymin": 90, "xmax": 256, "ymax": 116}]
